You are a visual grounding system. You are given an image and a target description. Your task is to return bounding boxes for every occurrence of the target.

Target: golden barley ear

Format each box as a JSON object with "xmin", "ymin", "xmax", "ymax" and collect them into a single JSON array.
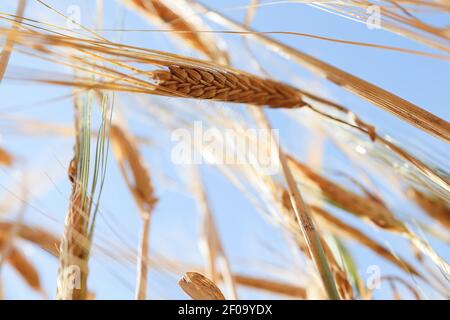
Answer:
[
  {"xmin": 110, "ymin": 124, "xmax": 157, "ymax": 212},
  {"xmin": 110, "ymin": 123, "xmax": 158, "ymax": 300},
  {"xmin": 0, "ymin": 238, "xmax": 42, "ymax": 294},
  {"xmin": 151, "ymin": 65, "xmax": 304, "ymax": 108},
  {"xmin": 179, "ymin": 272, "xmax": 226, "ymax": 300},
  {"xmin": 0, "ymin": 222, "xmax": 60, "ymax": 257}
]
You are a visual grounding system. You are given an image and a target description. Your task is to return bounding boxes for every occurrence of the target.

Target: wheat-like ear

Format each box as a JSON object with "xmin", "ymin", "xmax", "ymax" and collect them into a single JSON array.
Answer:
[
  {"xmin": 3, "ymin": 28, "xmax": 304, "ymax": 109},
  {"xmin": 150, "ymin": 64, "xmax": 304, "ymax": 108},
  {"xmin": 0, "ymin": 222, "xmax": 60, "ymax": 257},
  {"xmin": 110, "ymin": 123, "xmax": 157, "ymax": 300},
  {"xmin": 110, "ymin": 124, "xmax": 157, "ymax": 212},
  {"xmin": 0, "ymin": 238, "xmax": 42, "ymax": 294},
  {"xmin": 179, "ymin": 272, "xmax": 225, "ymax": 300}
]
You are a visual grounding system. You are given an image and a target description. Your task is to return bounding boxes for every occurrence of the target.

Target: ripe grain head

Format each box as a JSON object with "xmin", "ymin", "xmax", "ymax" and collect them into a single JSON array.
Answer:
[
  {"xmin": 179, "ymin": 271, "xmax": 225, "ymax": 300},
  {"xmin": 150, "ymin": 64, "xmax": 304, "ymax": 108}
]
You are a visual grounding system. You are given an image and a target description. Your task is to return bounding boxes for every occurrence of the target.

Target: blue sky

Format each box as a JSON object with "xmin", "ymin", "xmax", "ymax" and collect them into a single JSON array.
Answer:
[{"xmin": 0, "ymin": 0, "xmax": 449, "ymax": 299}]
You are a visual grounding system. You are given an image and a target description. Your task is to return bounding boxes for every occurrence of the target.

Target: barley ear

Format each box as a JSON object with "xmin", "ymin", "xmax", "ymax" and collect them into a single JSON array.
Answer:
[{"xmin": 179, "ymin": 272, "xmax": 225, "ymax": 300}]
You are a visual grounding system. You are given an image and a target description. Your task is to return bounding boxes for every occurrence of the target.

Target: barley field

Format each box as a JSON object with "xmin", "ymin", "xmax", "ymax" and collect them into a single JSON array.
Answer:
[{"xmin": 0, "ymin": 0, "xmax": 449, "ymax": 300}]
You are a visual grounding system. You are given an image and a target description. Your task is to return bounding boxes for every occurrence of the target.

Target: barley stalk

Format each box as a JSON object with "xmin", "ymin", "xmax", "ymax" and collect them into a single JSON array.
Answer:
[
  {"xmin": 136, "ymin": 212, "xmax": 150, "ymax": 300},
  {"xmin": 249, "ymin": 107, "xmax": 340, "ymax": 300},
  {"xmin": 320, "ymin": 239, "xmax": 354, "ymax": 299}
]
